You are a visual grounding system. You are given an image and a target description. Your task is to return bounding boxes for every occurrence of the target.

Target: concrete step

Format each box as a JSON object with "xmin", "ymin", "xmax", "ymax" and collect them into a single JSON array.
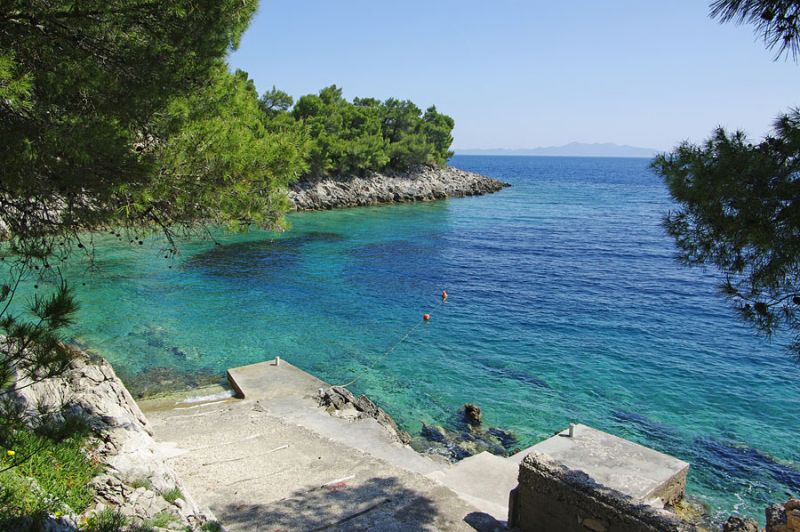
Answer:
[
  {"xmin": 427, "ymin": 451, "xmax": 519, "ymax": 523},
  {"xmin": 148, "ymin": 400, "xmax": 488, "ymax": 531},
  {"xmin": 509, "ymin": 445, "xmax": 539, "ymax": 463}
]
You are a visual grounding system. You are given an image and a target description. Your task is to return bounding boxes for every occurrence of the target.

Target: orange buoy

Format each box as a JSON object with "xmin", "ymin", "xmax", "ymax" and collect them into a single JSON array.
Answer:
[
  {"xmin": 423, "ymin": 313, "xmax": 431, "ymax": 321},
  {"xmin": 441, "ymin": 290, "xmax": 448, "ymax": 301}
]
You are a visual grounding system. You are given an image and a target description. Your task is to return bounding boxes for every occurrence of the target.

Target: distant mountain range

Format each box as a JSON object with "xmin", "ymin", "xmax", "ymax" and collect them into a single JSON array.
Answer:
[{"xmin": 456, "ymin": 142, "xmax": 660, "ymax": 158}]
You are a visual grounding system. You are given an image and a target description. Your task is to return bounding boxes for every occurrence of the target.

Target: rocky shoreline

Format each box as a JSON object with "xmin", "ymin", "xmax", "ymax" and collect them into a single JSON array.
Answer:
[
  {"xmin": 12, "ymin": 354, "xmax": 215, "ymax": 530},
  {"xmin": 289, "ymin": 164, "xmax": 510, "ymax": 210},
  {"xmin": 10, "ymin": 353, "xmax": 799, "ymax": 530}
]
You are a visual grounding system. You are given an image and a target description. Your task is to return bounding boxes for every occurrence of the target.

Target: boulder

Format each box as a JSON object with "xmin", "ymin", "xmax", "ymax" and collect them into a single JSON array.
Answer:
[
  {"xmin": 462, "ymin": 403, "xmax": 482, "ymax": 426},
  {"xmin": 767, "ymin": 503, "xmax": 788, "ymax": 532},
  {"xmin": 723, "ymin": 516, "xmax": 760, "ymax": 532},
  {"xmin": 318, "ymin": 386, "xmax": 411, "ymax": 444},
  {"xmin": 419, "ymin": 418, "xmax": 518, "ymax": 461}
]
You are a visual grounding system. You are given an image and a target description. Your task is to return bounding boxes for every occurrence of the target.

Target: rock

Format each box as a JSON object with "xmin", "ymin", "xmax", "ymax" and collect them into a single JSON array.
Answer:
[
  {"xmin": 289, "ymin": 164, "xmax": 510, "ymax": 211},
  {"xmin": 765, "ymin": 499, "xmax": 800, "ymax": 532},
  {"xmin": 318, "ymin": 386, "xmax": 411, "ymax": 444},
  {"xmin": 767, "ymin": 503, "xmax": 788, "ymax": 531},
  {"xmin": 487, "ymin": 427, "xmax": 518, "ymax": 447},
  {"xmin": 419, "ymin": 420, "xmax": 515, "ymax": 461},
  {"xmin": 462, "ymin": 403, "xmax": 482, "ymax": 426},
  {"xmin": 789, "ymin": 511, "xmax": 800, "ymax": 532},
  {"xmin": 786, "ymin": 500, "xmax": 800, "ymax": 532},
  {"xmin": 421, "ymin": 423, "xmax": 450, "ymax": 444},
  {"xmin": 723, "ymin": 516, "xmax": 760, "ymax": 532},
  {"xmin": 582, "ymin": 517, "xmax": 609, "ymax": 532},
  {"xmin": 12, "ymin": 353, "xmax": 216, "ymax": 530}
]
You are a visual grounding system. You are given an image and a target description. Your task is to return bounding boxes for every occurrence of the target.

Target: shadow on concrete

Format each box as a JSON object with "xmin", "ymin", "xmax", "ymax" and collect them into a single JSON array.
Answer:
[
  {"xmin": 216, "ymin": 475, "xmax": 505, "ymax": 531},
  {"xmin": 464, "ymin": 511, "xmax": 509, "ymax": 531}
]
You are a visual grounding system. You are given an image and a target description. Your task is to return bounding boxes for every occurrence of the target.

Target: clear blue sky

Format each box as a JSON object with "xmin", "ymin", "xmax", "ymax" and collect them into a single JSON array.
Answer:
[{"xmin": 229, "ymin": 0, "xmax": 800, "ymax": 152}]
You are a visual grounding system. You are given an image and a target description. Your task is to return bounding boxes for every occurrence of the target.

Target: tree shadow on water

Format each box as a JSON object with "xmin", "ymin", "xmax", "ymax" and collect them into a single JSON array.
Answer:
[{"xmin": 216, "ymin": 475, "xmax": 505, "ymax": 531}]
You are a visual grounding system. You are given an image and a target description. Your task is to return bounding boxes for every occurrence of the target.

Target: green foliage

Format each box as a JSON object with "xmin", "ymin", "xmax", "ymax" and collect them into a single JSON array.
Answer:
[
  {"xmin": 260, "ymin": 86, "xmax": 294, "ymax": 116},
  {"xmin": 140, "ymin": 66, "xmax": 308, "ymax": 233},
  {"xmin": 282, "ymin": 85, "xmax": 454, "ymax": 176},
  {"xmin": 653, "ymin": 2, "xmax": 800, "ymax": 357},
  {"xmin": 652, "ymin": 110, "xmax": 800, "ymax": 355},
  {"xmin": 0, "ymin": 279, "xmax": 80, "ymax": 439},
  {"xmin": 148, "ymin": 511, "xmax": 177, "ymax": 528},
  {"xmin": 711, "ymin": 0, "xmax": 800, "ymax": 59},
  {"xmin": 84, "ymin": 508, "xmax": 129, "ymax": 532},
  {"xmin": 129, "ymin": 478, "xmax": 154, "ymax": 491},
  {"xmin": 1, "ymin": 0, "xmax": 265, "ymax": 241},
  {"xmin": 0, "ymin": 2, "xmax": 313, "ymax": 525},
  {"xmin": 0, "ymin": 422, "xmax": 97, "ymax": 527},
  {"xmin": 161, "ymin": 487, "xmax": 183, "ymax": 504}
]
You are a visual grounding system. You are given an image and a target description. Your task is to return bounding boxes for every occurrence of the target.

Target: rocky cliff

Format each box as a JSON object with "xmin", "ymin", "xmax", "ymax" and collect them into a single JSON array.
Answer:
[
  {"xmin": 13, "ymin": 354, "xmax": 215, "ymax": 530},
  {"xmin": 289, "ymin": 164, "xmax": 510, "ymax": 210}
]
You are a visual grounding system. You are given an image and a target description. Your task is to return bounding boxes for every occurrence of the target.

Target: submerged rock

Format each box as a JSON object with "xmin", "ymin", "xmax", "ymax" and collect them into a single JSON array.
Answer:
[
  {"xmin": 419, "ymin": 404, "xmax": 519, "ymax": 461},
  {"xmin": 487, "ymin": 427, "xmax": 518, "ymax": 448},
  {"xmin": 119, "ymin": 366, "xmax": 223, "ymax": 399}
]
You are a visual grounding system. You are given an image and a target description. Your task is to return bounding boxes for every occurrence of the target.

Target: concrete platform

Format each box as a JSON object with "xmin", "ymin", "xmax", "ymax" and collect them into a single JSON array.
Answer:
[
  {"xmin": 525, "ymin": 423, "xmax": 689, "ymax": 506},
  {"xmin": 426, "ymin": 452, "xmax": 519, "ymax": 522},
  {"xmin": 226, "ymin": 359, "xmax": 445, "ymax": 476},
  {"xmin": 143, "ymin": 358, "xmax": 508, "ymax": 530},
  {"xmin": 227, "ymin": 358, "xmax": 326, "ymax": 401}
]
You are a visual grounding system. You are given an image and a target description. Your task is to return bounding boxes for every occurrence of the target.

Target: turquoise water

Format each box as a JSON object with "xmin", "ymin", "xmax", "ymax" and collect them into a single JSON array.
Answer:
[{"xmin": 26, "ymin": 156, "xmax": 800, "ymax": 522}]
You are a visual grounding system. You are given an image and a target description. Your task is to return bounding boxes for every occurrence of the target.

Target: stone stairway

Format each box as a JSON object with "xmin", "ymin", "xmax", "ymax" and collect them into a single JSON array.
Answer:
[
  {"xmin": 142, "ymin": 360, "xmax": 515, "ymax": 531},
  {"xmin": 426, "ymin": 451, "xmax": 523, "ymax": 522}
]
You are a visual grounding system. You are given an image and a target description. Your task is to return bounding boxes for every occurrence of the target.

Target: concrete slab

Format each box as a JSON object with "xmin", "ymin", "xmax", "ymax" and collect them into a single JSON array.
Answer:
[
  {"xmin": 226, "ymin": 358, "xmax": 446, "ymax": 476},
  {"xmin": 526, "ymin": 424, "xmax": 689, "ymax": 505},
  {"xmin": 146, "ymin": 399, "xmax": 499, "ymax": 531},
  {"xmin": 143, "ymin": 358, "xmax": 510, "ymax": 530},
  {"xmin": 509, "ymin": 445, "xmax": 541, "ymax": 464},
  {"xmin": 427, "ymin": 452, "xmax": 518, "ymax": 522},
  {"xmin": 226, "ymin": 358, "xmax": 325, "ymax": 400}
]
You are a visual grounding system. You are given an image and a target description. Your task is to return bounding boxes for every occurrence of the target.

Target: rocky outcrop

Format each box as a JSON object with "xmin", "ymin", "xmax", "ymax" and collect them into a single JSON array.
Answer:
[
  {"xmin": 462, "ymin": 403, "xmax": 482, "ymax": 426},
  {"xmin": 13, "ymin": 355, "xmax": 215, "ymax": 530},
  {"xmin": 318, "ymin": 386, "xmax": 412, "ymax": 445},
  {"xmin": 766, "ymin": 498, "xmax": 800, "ymax": 532},
  {"xmin": 289, "ymin": 164, "xmax": 510, "ymax": 210},
  {"xmin": 417, "ymin": 403, "xmax": 519, "ymax": 461},
  {"xmin": 420, "ymin": 421, "xmax": 519, "ymax": 461},
  {"xmin": 723, "ymin": 516, "xmax": 760, "ymax": 531}
]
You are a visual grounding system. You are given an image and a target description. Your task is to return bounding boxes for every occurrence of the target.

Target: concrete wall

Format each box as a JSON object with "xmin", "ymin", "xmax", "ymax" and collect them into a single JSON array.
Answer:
[{"xmin": 508, "ymin": 453, "xmax": 695, "ymax": 532}]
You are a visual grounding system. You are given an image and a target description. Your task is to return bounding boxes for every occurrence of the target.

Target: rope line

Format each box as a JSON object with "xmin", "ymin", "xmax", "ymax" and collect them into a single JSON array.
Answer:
[{"xmin": 334, "ymin": 295, "xmax": 447, "ymax": 388}]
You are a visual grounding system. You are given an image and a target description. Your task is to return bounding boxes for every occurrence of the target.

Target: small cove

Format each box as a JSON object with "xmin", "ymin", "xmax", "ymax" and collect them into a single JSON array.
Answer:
[{"xmin": 30, "ymin": 155, "xmax": 800, "ymax": 523}]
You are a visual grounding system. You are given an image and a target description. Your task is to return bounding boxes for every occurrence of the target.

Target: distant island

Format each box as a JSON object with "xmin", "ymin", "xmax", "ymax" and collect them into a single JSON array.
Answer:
[{"xmin": 457, "ymin": 142, "xmax": 659, "ymax": 158}]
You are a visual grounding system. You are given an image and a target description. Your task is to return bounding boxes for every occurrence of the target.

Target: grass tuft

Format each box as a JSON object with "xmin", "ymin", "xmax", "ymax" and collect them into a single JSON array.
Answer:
[
  {"xmin": 161, "ymin": 486, "xmax": 183, "ymax": 504},
  {"xmin": 83, "ymin": 508, "xmax": 128, "ymax": 531}
]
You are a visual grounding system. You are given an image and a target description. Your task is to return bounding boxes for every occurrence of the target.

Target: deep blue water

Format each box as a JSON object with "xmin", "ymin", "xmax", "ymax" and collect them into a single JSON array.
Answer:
[{"xmin": 41, "ymin": 155, "xmax": 800, "ymax": 522}]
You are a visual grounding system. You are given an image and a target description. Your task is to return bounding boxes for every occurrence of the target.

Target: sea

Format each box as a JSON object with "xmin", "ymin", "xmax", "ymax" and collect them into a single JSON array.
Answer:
[{"xmin": 32, "ymin": 155, "xmax": 800, "ymax": 523}]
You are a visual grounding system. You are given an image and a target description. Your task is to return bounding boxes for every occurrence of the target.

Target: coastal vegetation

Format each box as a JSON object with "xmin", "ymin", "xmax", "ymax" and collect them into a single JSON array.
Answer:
[
  {"xmin": 0, "ymin": 417, "xmax": 97, "ymax": 528},
  {"xmin": 0, "ymin": 0, "xmax": 457, "ymax": 525},
  {"xmin": 0, "ymin": 0, "xmax": 292, "ymax": 525},
  {"xmin": 287, "ymin": 85, "xmax": 455, "ymax": 176},
  {"xmin": 654, "ymin": 0, "xmax": 800, "ymax": 357}
]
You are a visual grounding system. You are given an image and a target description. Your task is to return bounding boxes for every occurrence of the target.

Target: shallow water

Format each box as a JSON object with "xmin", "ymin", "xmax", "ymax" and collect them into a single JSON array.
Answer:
[{"xmin": 22, "ymin": 155, "xmax": 800, "ymax": 522}]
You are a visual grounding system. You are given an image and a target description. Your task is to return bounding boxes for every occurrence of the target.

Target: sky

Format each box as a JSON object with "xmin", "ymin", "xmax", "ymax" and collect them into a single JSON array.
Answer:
[{"xmin": 229, "ymin": 1, "xmax": 800, "ymax": 152}]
